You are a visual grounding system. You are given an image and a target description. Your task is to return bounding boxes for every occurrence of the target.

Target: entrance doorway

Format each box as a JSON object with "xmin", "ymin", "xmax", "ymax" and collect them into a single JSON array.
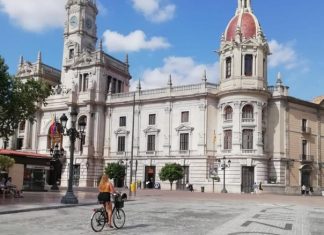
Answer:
[
  {"xmin": 145, "ymin": 166, "xmax": 155, "ymax": 189},
  {"xmin": 242, "ymin": 166, "xmax": 254, "ymax": 193},
  {"xmin": 176, "ymin": 166, "xmax": 189, "ymax": 190},
  {"xmin": 300, "ymin": 165, "xmax": 312, "ymax": 187}
]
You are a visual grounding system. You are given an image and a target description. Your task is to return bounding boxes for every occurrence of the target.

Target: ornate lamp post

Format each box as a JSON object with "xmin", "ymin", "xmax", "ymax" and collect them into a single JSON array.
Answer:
[
  {"xmin": 60, "ymin": 110, "xmax": 86, "ymax": 204},
  {"xmin": 217, "ymin": 156, "xmax": 231, "ymax": 193},
  {"xmin": 49, "ymin": 144, "xmax": 64, "ymax": 190}
]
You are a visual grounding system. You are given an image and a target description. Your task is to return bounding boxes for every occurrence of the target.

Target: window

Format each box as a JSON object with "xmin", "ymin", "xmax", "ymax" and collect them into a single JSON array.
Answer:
[
  {"xmin": 242, "ymin": 104, "xmax": 254, "ymax": 120},
  {"xmin": 302, "ymin": 119, "xmax": 307, "ymax": 132},
  {"xmin": 149, "ymin": 114, "xmax": 156, "ymax": 125},
  {"xmin": 112, "ymin": 79, "xmax": 116, "ymax": 94},
  {"xmin": 69, "ymin": 49, "xmax": 74, "ymax": 59},
  {"xmin": 224, "ymin": 106, "xmax": 233, "ymax": 121},
  {"xmin": 147, "ymin": 135, "xmax": 155, "ymax": 151},
  {"xmin": 83, "ymin": 73, "xmax": 89, "ymax": 91},
  {"xmin": 19, "ymin": 121, "xmax": 25, "ymax": 132},
  {"xmin": 117, "ymin": 80, "xmax": 122, "ymax": 93},
  {"xmin": 224, "ymin": 130, "xmax": 232, "ymax": 150},
  {"xmin": 118, "ymin": 136, "xmax": 125, "ymax": 152},
  {"xmin": 107, "ymin": 76, "xmax": 112, "ymax": 94},
  {"xmin": 302, "ymin": 139, "xmax": 307, "ymax": 156},
  {"xmin": 119, "ymin": 116, "xmax": 126, "ymax": 127},
  {"xmin": 79, "ymin": 74, "xmax": 82, "ymax": 92},
  {"xmin": 181, "ymin": 111, "xmax": 189, "ymax": 123},
  {"xmin": 180, "ymin": 133, "xmax": 189, "ymax": 151},
  {"xmin": 226, "ymin": 57, "xmax": 231, "ymax": 78},
  {"xmin": 78, "ymin": 116, "xmax": 87, "ymax": 153},
  {"xmin": 244, "ymin": 54, "xmax": 253, "ymax": 76},
  {"xmin": 242, "ymin": 129, "xmax": 253, "ymax": 149}
]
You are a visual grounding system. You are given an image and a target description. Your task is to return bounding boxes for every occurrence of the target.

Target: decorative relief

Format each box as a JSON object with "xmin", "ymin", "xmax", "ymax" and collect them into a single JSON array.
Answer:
[
  {"xmin": 199, "ymin": 104, "xmax": 206, "ymax": 111},
  {"xmin": 73, "ymin": 49, "xmax": 94, "ymax": 67},
  {"xmin": 175, "ymin": 124, "xmax": 194, "ymax": 133},
  {"xmin": 17, "ymin": 62, "xmax": 35, "ymax": 76},
  {"xmin": 114, "ymin": 128, "xmax": 130, "ymax": 136},
  {"xmin": 51, "ymin": 85, "xmax": 71, "ymax": 95},
  {"xmin": 143, "ymin": 126, "xmax": 160, "ymax": 135}
]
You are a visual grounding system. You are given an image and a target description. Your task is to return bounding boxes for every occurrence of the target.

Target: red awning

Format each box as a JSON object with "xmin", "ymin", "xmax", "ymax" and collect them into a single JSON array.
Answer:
[{"xmin": 0, "ymin": 149, "xmax": 51, "ymax": 159}]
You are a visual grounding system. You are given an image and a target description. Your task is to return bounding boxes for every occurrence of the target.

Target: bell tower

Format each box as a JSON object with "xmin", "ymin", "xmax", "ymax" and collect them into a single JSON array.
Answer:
[
  {"xmin": 218, "ymin": 0, "xmax": 269, "ymax": 91},
  {"xmin": 62, "ymin": 0, "xmax": 98, "ymax": 69}
]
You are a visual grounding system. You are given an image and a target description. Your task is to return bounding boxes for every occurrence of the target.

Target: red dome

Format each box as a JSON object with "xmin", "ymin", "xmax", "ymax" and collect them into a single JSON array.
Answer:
[{"xmin": 225, "ymin": 13, "xmax": 257, "ymax": 41}]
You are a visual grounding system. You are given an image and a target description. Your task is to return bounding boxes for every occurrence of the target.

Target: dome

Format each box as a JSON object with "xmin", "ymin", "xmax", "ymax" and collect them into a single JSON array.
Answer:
[{"xmin": 225, "ymin": 12, "xmax": 258, "ymax": 41}]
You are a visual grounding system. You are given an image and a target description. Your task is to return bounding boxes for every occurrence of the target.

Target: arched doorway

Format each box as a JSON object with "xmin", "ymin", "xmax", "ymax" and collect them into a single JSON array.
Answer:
[{"xmin": 300, "ymin": 164, "xmax": 312, "ymax": 187}]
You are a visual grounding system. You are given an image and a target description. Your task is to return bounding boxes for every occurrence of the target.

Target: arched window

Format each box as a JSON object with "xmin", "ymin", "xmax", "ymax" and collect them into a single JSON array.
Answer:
[
  {"xmin": 225, "ymin": 57, "xmax": 231, "ymax": 78},
  {"xmin": 242, "ymin": 104, "xmax": 254, "ymax": 121},
  {"xmin": 224, "ymin": 106, "xmax": 233, "ymax": 121},
  {"xmin": 244, "ymin": 54, "xmax": 253, "ymax": 76},
  {"xmin": 19, "ymin": 121, "xmax": 25, "ymax": 132},
  {"xmin": 77, "ymin": 116, "xmax": 87, "ymax": 153}
]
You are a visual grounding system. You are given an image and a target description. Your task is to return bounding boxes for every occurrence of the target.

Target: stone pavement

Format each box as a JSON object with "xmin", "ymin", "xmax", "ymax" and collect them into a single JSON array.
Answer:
[
  {"xmin": 0, "ymin": 187, "xmax": 323, "ymax": 215},
  {"xmin": 0, "ymin": 189, "xmax": 324, "ymax": 235}
]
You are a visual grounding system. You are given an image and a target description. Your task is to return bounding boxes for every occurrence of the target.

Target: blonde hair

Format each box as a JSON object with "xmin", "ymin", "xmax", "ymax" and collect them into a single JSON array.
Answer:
[{"xmin": 98, "ymin": 174, "xmax": 110, "ymax": 192}]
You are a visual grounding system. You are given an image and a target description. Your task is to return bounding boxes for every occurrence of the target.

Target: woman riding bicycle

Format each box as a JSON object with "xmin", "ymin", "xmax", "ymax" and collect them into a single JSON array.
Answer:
[{"xmin": 98, "ymin": 174, "xmax": 116, "ymax": 228}]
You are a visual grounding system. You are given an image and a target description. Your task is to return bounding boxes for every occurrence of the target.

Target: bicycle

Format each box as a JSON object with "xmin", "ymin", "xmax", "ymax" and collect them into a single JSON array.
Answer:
[{"xmin": 90, "ymin": 192, "xmax": 126, "ymax": 232}]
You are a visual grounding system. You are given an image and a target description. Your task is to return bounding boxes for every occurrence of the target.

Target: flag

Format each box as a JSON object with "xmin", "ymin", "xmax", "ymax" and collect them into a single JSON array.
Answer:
[{"xmin": 50, "ymin": 114, "xmax": 57, "ymax": 137}]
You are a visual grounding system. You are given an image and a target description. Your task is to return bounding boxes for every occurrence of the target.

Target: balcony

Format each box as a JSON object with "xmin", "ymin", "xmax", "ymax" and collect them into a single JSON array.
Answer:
[
  {"xmin": 242, "ymin": 149, "xmax": 256, "ymax": 154},
  {"xmin": 301, "ymin": 127, "xmax": 311, "ymax": 134},
  {"xmin": 300, "ymin": 154, "xmax": 314, "ymax": 162},
  {"xmin": 242, "ymin": 118, "xmax": 255, "ymax": 123}
]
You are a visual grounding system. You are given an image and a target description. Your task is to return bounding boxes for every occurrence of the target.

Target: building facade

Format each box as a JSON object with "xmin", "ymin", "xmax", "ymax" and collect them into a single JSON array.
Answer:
[{"xmin": 2, "ymin": 0, "xmax": 324, "ymax": 194}]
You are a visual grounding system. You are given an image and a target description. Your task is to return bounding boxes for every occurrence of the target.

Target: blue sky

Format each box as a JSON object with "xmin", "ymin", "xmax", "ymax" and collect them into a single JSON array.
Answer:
[{"xmin": 0, "ymin": 0, "xmax": 323, "ymax": 101}]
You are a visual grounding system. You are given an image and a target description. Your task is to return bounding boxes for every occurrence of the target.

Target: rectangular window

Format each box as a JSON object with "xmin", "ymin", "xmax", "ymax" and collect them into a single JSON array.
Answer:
[
  {"xmin": 17, "ymin": 138, "xmax": 23, "ymax": 150},
  {"xmin": 302, "ymin": 119, "xmax": 307, "ymax": 132},
  {"xmin": 226, "ymin": 57, "xmax": 231, "ymax": 78},
  {"xmin": 119, "ymin": 116, "xmax": 126, "ymax": 127},
  {"xmin": 180, "ymin": 133, "xmax": 189, "ymax": 151},
  {"xmin": 79, "ymin": 74, "xmax": 82, "ymax": 92},
  {"xmin": 181, "ymin": 111, "xmax": 189, "ymax": 123},
  {"xmin": 224, "ymin": 130, "xmax": 232, "ymax": 150},
  {"xmin": 83, "ymin": 73, "xmax": 89, "ymax": 91},
  {"xmin": 117, "ymin": 80, "xmax": 122, "ymax": 93},
  {"xmin": 112, "ymin": 79, "xmax": 116, "ymax": 94},
  {"xmin": 302, "ymin": 139, "xmax": 307, "ymax": 156},
  {"xmin": 149, "ymin": 114, "xmax": 156, "ymax": 125},
  {"xmin": 242, "ymin": 129, "xmax": 253, "ymax": 149},
  {"xmin": 118, "ymin": 136, "xmax": 125, "ymax": 152},
  {"xmin": 244, "ymin": 54, "xmax": 253, "ymax": 76},
  {"xmin": 147, "ymin": 135, "xmax": 155, "ymax": 151},
  {"xmin": 69, "ymin": 49, "xmax": 74, "ymax": 59}
]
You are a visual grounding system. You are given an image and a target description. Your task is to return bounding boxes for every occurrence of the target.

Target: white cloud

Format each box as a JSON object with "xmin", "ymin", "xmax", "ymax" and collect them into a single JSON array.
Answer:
[
  {"xmin": 268, "ymin": 39, "xmax": 298, "ymax": 69},
  {"xmin": 130, "ymin": 56, "xmax": 219, "ymax": 90},
  {"xmin": 102, "ymin": 30, "xmax": 171, "ymax": 52},
  {"xmin": 131, "ymin": 0, "xmax": 176, "ymax": 23},
  {"xmin": 0, "ymin": 0, "xmax": 66, "ymax": 32}
]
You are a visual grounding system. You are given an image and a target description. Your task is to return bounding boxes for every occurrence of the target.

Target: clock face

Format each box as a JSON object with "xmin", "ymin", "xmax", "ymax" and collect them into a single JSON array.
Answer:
[
  {"xmin": 70, "ymin": 16, "xmax": 78, "ymax": 28},
  {"xmin": 86, "ymin": 18, "xmax": 92, "ymax": 30}
]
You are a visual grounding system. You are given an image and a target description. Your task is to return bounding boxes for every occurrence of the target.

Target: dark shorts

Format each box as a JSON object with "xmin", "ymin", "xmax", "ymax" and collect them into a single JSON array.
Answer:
[{"xmin": 98, "ymin": 192, "xmax": 110, "ymax": 202}]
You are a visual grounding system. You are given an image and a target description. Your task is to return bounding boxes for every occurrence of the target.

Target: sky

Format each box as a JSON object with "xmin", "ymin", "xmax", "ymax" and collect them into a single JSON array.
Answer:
[{"xmin": 0, "ymin": 0, "xmax": 323, "ymax": 101}]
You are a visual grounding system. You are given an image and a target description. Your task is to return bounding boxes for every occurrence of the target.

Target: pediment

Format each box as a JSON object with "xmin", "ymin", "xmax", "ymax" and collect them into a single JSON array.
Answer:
[
  {"xmin": 143, "ymin": 126, "xmax": 160, "ymax": 134},
  {"xmin": 114, "ymin": 128, "xmax": 130, "ymax": 135},
  {"xmin": 175, "ymin": 124, "xmax": 194, "ymax": 133}
]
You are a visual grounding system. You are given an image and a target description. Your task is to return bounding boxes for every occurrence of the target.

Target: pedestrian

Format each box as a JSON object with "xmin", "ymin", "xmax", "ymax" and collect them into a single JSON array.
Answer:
[
  {"xmin": 253, "ymin": 182, "xmax": 258, "ymax": 194},
  {"xmin": 301, "ymin": 185, "xmax": 306, "ymax": 195},
  {"xmin": 259, "ymin": 182, "xmax": 263, "ymax": 191},
  {"xmin": 98, "ymin": 174, "xmax": 116, "ymax": 228}
]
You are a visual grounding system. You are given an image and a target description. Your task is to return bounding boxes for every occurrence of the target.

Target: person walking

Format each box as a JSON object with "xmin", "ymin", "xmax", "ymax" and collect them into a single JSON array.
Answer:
[
  {"xmin": 98, "ymin": 174, "xmax": 116, "ymax": 228},
  {"xmin": 301, "ymin": 185, "xmax": 306, "ymax": 195},
  {"xmin": 253, "ymin": 182, "xmax": 258, "ymax": 194}
]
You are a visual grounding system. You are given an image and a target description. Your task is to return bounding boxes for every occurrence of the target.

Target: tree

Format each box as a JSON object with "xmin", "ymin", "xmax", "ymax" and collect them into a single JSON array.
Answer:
[
  {"xmin": 0, "ymin": 155, "xmax": 15, "ymax": 171},
  {"xmin": 105, "ymin": 162, "xmax": 126, "ymax": 187},
  {"xmin": 159, "ymin": 163, "xmax": 184, "ymax": 190},
  {"xmin": 0, "ymin": 55, "xmax": 51, "ymax": 145}
]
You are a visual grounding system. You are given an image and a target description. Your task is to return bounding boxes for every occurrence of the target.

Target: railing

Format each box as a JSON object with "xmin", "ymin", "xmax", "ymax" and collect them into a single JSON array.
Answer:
[
  {"xmin": 301, "ymin": 127, "xmax": 311, "ymax": 134},
  {"xmin": 300, "ymin": 154, "xmax": 314, "ymax": 162},
  {"xmin": 222, "ymin": 149, "xmax": 232, "ymax": 154},
  {"xmin": 242, "ymin": 118, "xmax": 254, "ymax": 123},
  {"xmin": 242, "ymin": 149, "xmax": 256, "ymax": 154}
]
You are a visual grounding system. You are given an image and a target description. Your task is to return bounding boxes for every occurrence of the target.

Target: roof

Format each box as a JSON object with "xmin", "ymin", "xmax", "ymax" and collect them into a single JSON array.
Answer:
[{"xmin": 0, "ymin": 149, "xmax": 51, "ymax": 159}]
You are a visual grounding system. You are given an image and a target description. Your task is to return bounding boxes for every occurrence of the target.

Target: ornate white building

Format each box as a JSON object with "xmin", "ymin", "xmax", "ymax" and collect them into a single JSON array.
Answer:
[{"xmin": 3, "ymin": 0, "xmax": 324, "ymax": 194}]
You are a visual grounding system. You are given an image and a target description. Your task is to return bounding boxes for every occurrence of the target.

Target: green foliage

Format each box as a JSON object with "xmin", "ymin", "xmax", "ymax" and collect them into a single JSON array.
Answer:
[
  {"xmin": 0, "ymin": 55, "xmax": 51, "ymax": 142},
  {"xmin": 0, "ymin": 155, "xmax": 15, "ymax": 171},
  {"xmin": 159, "ymin": 163, "xmax": 184, "ymax": 190},
  {"xmin": 105, "ymin": 162, "xmax": 126, "ymax": 185}
]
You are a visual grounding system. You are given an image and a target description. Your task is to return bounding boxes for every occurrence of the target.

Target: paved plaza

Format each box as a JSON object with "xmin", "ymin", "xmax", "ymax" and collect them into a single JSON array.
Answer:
[{"xmin": 0, "ymin": 189, "xmax": 324, "ymax": 235}]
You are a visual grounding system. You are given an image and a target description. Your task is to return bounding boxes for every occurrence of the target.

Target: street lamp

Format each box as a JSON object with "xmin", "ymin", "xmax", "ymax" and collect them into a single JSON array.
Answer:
[
  {"xmin": 217, "ymin": 156, "xmax": 231, "ymax": 193},
  {"xmin": 49, "ymin": 144, "xmax": 64, "ymax": 190},
  {"xmin": 60, "ymin": 110, "xmax": 86, "ymax": 204}
]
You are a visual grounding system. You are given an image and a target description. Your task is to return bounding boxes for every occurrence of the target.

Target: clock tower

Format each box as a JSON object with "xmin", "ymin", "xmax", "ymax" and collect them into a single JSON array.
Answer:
[{"xmin": 62, "ymin": 0, "xmax": 98, "ymax": 70}]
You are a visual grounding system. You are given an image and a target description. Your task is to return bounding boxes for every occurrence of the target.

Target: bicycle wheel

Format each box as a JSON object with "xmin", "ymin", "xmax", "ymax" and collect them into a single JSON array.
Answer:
[
  {"xmin": 90, "ymin": 210, "xmax": 106, "ymax": 232},
  {"xmin": 112, "ymin": 208, "xmax": 126, "ymax": 229}
]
